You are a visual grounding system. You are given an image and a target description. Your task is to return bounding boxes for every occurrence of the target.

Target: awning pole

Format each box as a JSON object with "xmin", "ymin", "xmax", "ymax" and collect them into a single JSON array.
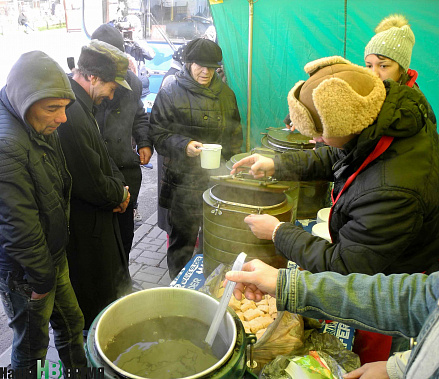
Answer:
[{"xmin": 246, "ymin": 0, "xmax": 255, "ymax": 152}]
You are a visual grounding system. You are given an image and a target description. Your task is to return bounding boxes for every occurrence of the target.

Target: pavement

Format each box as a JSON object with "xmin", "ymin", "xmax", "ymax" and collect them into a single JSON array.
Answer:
[{"xmin": 0, "ymin": 154, "xmax": 174, "ymax": 372}]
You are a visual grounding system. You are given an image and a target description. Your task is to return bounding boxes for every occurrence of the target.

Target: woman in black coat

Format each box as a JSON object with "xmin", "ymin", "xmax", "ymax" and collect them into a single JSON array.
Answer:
[{"xmin": 150, "ymin": 38, "xmax": 243, "ymax": 279}]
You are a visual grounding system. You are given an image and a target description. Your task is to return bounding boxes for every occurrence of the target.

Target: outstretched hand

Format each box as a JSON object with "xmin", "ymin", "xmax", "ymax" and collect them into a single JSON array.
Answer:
[
  {"xmin": 225, "ymin": 259, "xmax": 278, "ymax": 302},
  {"xmin": 244, "ymin": 214, "xmax": 280, "ymax": 240},
  {"xmin": 230, "ymin": 153, "xmax": 275, "ymax": 178}
]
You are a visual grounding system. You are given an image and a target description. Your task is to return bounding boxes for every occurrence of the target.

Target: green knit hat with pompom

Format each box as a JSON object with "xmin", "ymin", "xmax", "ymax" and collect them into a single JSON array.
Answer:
[{"xmin": 364, "ymin": 14, "xmax": 415, "ymax": 72}]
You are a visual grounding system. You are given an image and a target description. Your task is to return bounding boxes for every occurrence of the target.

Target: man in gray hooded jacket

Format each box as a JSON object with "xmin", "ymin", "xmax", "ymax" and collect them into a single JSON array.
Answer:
[{"xmin": 0, "ymin": 51, "xmax": 87, "ymax": 372}]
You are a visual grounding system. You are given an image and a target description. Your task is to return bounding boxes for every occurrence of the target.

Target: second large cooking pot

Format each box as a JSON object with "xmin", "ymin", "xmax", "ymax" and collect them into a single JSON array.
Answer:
[
  {"xmin": 227, "ymin": 133, "xmax": 331, "ymax": 219},
  {"xmin": 203, "ymin": 183, "xmax": 298, "ymax": 277}
]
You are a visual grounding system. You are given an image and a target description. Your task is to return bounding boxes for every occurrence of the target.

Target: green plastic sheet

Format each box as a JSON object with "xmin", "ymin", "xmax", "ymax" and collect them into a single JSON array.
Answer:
[{"xmin": 210, "ymin": 0, "xmax": 439, "ymax": 149}]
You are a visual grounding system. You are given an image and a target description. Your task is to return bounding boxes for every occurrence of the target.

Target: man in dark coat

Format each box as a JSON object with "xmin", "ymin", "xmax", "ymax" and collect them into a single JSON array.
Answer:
[
  {"xmin": 58, "ymin": 40, "xmax": 132, "ymax": 330},
  {"xmin": 91, "ymin": 24, "xmax": 153, "ymax": 259},
  {"xmin": 0, "ymin": 51, "xmax": 86, "ymax": 371},
  {"xmin": 150, "ymin": 38, "xmax": 243, "ymax": 279},
  {"xmin": 233, "ymin": 56, "xmax": 439, "ymax": 276}
]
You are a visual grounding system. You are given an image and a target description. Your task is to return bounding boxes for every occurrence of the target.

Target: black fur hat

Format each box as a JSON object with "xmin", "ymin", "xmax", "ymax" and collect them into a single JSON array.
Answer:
[{"xmin": 77, "ymin": 40, "xmax": 131, "ymax": 90}]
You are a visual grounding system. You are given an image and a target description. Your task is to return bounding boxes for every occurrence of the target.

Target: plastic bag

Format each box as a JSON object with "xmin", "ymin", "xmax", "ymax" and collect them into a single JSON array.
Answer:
[
  {"xmin": 299, "ymin": 325, "xmax": 360, "ymax": 374},
  {"xmin": 252, "ymin": 311, "xmax": 304, "ymax": 368},
  {"xmin": 260, "ymin": 322, "xmax": 361, "ymax": 378},
  {"xmin": 200, "ymin": 264, "xmax": 305, "ymax": 370},
  {"xmin": 260, "ymin": 351, "xmax": 346, "ymax": 379}
]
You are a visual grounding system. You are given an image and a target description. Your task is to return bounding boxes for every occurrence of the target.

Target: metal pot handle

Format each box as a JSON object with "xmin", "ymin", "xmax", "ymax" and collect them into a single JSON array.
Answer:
[{"xmin": 245, "ymin": 333, "xmax": 257, "ymax": 370}]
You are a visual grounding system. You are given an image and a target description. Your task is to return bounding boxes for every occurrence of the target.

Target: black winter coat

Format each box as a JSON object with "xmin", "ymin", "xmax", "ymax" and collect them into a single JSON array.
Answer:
[
  {"xmin": 94, "ymin": 70, "xmax": 152, "ymax": 204},
  {"xmin": 150, "ymin": 66, "xmax": 243, "ymax": 214},
  {"xmin": 58, "ymin": 78, "xmax": 131, "ymax": 329},
  {"xmin": 0, "ymin": 90, "xmax": 71, "ymax": 294},
  {"xmin": 273, "ymin": 81, "xmax": 439, "ymax": 275}
]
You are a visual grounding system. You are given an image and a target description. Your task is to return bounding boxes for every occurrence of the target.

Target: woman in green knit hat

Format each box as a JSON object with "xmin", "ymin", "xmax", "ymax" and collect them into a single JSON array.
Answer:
[{"xmin": 364, "ymin": 14, "xmax": 436, "ymax": 124}]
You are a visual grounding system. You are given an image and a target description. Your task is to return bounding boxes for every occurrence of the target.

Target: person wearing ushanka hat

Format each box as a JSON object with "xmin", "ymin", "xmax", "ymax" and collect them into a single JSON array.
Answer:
[
  {"xmin": 364, "ymin": 14, "xmax": 436, "ymax": 124},
  {"xmin": 91, "ymin": 24, "xmax": 153, "ymax": 262},
  {"xmin": 57, "ymin": 39, "xmax": 133, "ymax": 331},
  {"xmin": 232, "ymin": 56, "xmax": 439, "ymax": 278},
  {"xmin": 150, "ymin": 37, "xmax": 242, "ymax": 279}
]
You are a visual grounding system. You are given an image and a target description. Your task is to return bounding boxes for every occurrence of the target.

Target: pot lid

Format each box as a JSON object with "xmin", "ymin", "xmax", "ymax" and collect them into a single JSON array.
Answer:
[
  {"xmin": 265, "ymin": 127, "xmax": 315, "ymax": 150},
  {"xmin": 210, "ymin": 172, "xmax": 289, "ymax": 193},
  {"xmin": 261, "ymin": 134, "xmax": 290, "ymax": 153}
]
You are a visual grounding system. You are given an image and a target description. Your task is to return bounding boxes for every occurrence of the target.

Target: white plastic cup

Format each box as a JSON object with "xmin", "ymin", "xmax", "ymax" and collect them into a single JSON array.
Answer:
[
  {"xmin": 200, "ymin": 144, "xmax": 222, "ymax": 169},
  {"xmin": 317, "ymin": 207, "xmax": 331, "ymax": 224},
  {"xmin": 312, "ymin": 222, "xmax": 331, "ymax": 242}
]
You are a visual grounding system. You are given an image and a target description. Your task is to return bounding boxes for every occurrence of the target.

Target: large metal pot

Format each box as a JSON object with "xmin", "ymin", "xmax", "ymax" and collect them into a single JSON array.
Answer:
[
  {"xmin": 86, "ymin": 288, "xmax": 257, "ymax": 379},
  {"xmin": 203, "ymin": 183, "xmax": 298, "ymax": 277},
  {"xmin": 227, "ymin": 129, "xmax": 332, "ymax": 219}
]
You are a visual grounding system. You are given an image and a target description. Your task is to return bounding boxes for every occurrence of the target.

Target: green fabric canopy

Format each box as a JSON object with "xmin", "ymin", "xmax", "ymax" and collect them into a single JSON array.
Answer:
[{"xmin": 210, "ymin": 0, "xmax": 439, "ymax": 149}]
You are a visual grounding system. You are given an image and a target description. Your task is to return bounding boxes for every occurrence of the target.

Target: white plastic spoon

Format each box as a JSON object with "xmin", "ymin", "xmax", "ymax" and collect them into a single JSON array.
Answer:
[{"xmin": 205, "ymin": 252, "xmax": 247, "ymax": 347}]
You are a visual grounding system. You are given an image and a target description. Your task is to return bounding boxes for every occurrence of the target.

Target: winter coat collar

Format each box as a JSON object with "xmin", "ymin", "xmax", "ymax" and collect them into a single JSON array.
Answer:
[
  {"xmin": 332, "ymin": 80, "xmax": 429, "ymax": 178},
  {"xmin": 175, "ymin": 66, "xmax": 223, "ymax": 99},
  {"xmin": 69, "ymin": 77, "xmax": 95, "ymax": 115}
]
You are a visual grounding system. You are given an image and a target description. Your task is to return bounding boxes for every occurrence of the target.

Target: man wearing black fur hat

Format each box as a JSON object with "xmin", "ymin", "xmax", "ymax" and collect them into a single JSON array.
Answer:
[
  {"xmin": 57, "ymin": 40, "xmax": 132, "ymax": 331},
  {"xmin": 91, "ymin": 24, "xmax": 153, "ymax": 261}
]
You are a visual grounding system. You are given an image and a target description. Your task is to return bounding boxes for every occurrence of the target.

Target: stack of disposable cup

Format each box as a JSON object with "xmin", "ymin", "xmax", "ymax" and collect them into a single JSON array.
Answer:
[{"xmin": 312, "ymin": 207, "xmax": 331, "ymax": 242}]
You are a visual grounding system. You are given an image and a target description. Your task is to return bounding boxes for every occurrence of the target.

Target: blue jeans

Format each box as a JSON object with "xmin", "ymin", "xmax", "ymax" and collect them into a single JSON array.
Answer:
[{"xmin": 0, "ymin": 256, "xmax": 87, "ymax": 370}]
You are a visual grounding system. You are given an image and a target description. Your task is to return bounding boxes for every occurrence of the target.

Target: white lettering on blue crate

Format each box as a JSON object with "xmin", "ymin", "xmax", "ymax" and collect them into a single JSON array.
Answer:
[
  {"xmin": 321, "ymin": 321, "xmax": 355, "ymax": 351},
  {"xmin": 170, "ymin": 255, "xmax": 205, "ymax": 290}
]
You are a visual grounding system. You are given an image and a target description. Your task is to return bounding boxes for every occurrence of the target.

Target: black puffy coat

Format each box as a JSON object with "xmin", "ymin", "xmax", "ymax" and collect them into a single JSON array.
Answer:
[
  {"xmin": 0, "ymin": 51, "xmax": 76, "ymax": 294},
  {"xmin": 273, "ymin": 81, "xmax": 439, "ymax": 275},
  {"xmin": 150, "ymin": 66, "xmax": 242, "ymax": 214},
  {"xmin": 0, "ymin": 90, "xmax": 72, "ymax": 294}
]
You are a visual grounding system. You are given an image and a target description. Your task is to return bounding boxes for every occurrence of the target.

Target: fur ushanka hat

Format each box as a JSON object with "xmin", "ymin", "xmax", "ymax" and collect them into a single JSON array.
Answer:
[{"xmin": 287, "ymin": 56, "xmax": 386, "ymax": 139}]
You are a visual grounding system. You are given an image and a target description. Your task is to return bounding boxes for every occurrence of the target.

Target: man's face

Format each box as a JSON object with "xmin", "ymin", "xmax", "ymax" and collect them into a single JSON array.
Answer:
[
  {"xmin": 26, "ymin": 98, "xmax": 71, "ymax": 135},
  {"xmin": 89, "ymin": 76, "xmax": 119, "ymax": 105},
  {"xmin": 190, "ymin": 63, "xmax": 215, "ymax": 87}
]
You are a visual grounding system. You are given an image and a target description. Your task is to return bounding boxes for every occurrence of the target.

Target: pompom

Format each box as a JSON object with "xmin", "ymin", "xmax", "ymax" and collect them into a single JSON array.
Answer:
[{"xmin": 375, "ymin": 14, "xmax": 409, "ymax": 34}]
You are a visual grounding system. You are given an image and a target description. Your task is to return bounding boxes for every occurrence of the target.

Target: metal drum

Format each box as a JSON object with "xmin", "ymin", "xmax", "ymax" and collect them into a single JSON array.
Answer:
[
  {"xmin": 259, "ymin": 128, "xmax": 331, "ymax": 219},
  {"xmin": 203, "ymin": 183, "xmax": 299, "ymax": 277}
]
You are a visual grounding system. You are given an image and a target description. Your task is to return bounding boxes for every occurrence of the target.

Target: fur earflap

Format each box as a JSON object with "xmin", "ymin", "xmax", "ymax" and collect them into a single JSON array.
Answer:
[
  {"xmin": 313, "ymin": 72, "xmax": 386, "ymax": 138},
  {"xmin": 304, "ymin": 56, "xmax": 351, "ymax": 76},
  {"xmin": 287, "ymin": 81, "xmax": 318, "ymax": 138},
  {"xmin": 375, "ymin": 14, "xmax": 409, "ymax": 34}
]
